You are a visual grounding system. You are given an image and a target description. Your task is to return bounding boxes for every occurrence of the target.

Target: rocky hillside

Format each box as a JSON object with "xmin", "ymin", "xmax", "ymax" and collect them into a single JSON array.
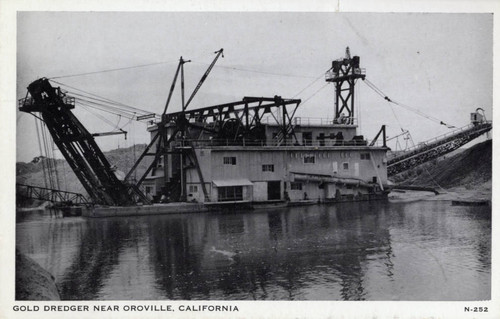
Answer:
[
  {"xmin": 395, "ymin": 139, "xmax": 492, "ymax": 190},
  {"xmin": 16, "ymin": 144, "xmax": 152, "ymax": 197}
]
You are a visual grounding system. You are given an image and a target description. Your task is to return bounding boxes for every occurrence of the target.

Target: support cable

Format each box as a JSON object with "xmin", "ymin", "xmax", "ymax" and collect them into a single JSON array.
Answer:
[
  {"xmin": 193, "ymin": 62, "xmax": 318, "ymax": 79},
  {"xmin": 68, "ymin": 91, "xmax": 152, "ymax": 117},
  {"xmin": 34, "ymin": 117, "xmax": 48, "ymax": 189},
  {"xmin": 422, "ymin": 164, "xmax": 447, "ymax": 193},
  {"xmin": 39, "ymin": 122, "xmax": 50, "ymax": 189},
  {"xmin": 74, "ymin": 96, "xmax": 142, "ymax": 118},
  {"xmin": 263, "ymin": 70, "xmax": 326, "ymax": 121},
  {"xmin": 269, "ymin": 82, "xmax": 329, "ymax": 123},
  {"xmin": 40, "ymin": 122, "xmax": 55, "ymax": 189},
  {"xmin": 50, "ymin": 79, "xmax": 156, "ymax": 117},
  {"xmin": 48, "ymin": 60, "xmax": 178, "ymax": 80},
  {"xmin": 45, "ymin": 123, "xmax": 58, "ymax": 190},
  {"xmin": 83, "ymin": 104, "xmax": 133, "ymax": 132},
  {"xmin": 77, "ymin": 100, "xmax": 137, "ymax": 121},
  {"xmin": 51, "ymin": 137, "xmax": 60, "ymax": 190},
  {"xmin": 363, "ymin": 78, "xmax": 456, "ymax": 128},
  {"xmin": 80, "ymin": 104, "xmax": 122, "ymax": 128},
  {"xmin": 292, "ymin": 73, "xmax": 326, "ymax": 98},
  {"xmin": 301, "ymin": 83, "xmax": 330, "ymax": 105}
]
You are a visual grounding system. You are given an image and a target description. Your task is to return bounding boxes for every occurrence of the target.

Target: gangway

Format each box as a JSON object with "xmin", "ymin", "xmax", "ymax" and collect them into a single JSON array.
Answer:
[
  {"xmin": 387, "ymin": 119, "xmax": 492, "ymax": 177},
  {"xmin": 16, "ymin": 183, "xmax": 89, "ymax": 205}
]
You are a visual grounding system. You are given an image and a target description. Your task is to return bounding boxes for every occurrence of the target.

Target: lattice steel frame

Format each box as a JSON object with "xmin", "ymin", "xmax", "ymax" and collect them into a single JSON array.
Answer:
[{"xmin": 19, "ymin": 78, "xmax": 146, "ymax": 206}]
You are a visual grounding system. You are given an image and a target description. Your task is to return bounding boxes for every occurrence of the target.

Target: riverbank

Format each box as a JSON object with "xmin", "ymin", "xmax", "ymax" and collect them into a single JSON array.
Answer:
[
  {"xmin": 15, "ymin": 249, "xmax": 60, "ymax": 300},
  {"xmin": 389, "ymin": 180, "xmax": 492, "ymax": 203}
]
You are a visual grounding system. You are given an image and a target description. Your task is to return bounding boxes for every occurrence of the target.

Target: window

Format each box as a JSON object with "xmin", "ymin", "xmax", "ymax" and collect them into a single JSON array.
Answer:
[
  {"xmin": 218, "ymin": 186, "xmax": 243, "ymax": 202},
  {"xmin": 145, "ymin": 186, "xmax": 152, "ymax": 194},
  {"xmin": 343, "ymin": 162, "xmax": 349, "ymax": 170},
  {"xmin": 360, "ymin": 153, "xmax": 371, "ymax": 160},
  {"xmin": 189, "ymin": 185, "xmax": 198, "ymax": 193},
  {"xmin": 262, "ymin": 164, "xmax": 274, "ymax": 172},
  {"xmin": 303, "ymin": 155, "xmax": 316, "ymax": 164},
  {"xmin": 290, "ymin": 182, "xmax": 303, "ymax": 190},
  {"xmin": 223, "ymin": 156, "xmax": 237, "ymax": 165}
]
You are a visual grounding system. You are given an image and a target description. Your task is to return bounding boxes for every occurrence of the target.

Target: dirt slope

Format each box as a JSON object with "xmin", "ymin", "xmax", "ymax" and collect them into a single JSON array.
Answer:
[
  {"xmin": 405, "ymin": 139, "xmax": 491, "ymax": 188},
  {"xmin": 16, "ymin": 144, "xmax": 151, "ymax": 196},
  {"xmin": 392, "ymin": 139, "xmax": 492, "ymax": 201}
]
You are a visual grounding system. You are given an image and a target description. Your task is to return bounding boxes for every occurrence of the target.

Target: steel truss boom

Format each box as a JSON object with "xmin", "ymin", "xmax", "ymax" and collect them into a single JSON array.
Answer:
[
  {"xmin": 19, "ymin": 78, "xmax": 148, "ymax": 206},
  {"xmin": 387, "ymin": 121, "xmax": 492, "ymax": 176}
]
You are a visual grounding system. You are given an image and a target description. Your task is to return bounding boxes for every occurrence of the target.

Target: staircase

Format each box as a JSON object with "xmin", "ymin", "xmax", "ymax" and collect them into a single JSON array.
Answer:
[{"xmin": 274, "ymin": 124, "xmax": 296, "ymax": 146}]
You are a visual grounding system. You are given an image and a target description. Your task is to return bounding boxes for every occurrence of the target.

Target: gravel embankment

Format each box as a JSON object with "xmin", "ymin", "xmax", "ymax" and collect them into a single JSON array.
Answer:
[{"xmin": 16, "ymin": 250, "xmax": 61, "ymax": 300}]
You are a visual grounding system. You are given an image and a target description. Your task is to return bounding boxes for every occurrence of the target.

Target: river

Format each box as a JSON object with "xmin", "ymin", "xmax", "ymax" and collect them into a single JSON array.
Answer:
[{"xmin": 16, "ymin": 200, "xmax": 491, "ymax": 301}]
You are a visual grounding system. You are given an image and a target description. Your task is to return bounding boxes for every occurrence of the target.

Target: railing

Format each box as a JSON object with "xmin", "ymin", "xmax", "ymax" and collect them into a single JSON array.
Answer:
[
  {"xmin": 325, "ymin": 68, "xmax": 366, "ymax": 81},
  {"xmin": 260, "ymin": 116, "xmax": 358, "ymax": 126},
  {"xmin": 387, "ymin": 120, "xmax": 492, "ymax": 176},
  {"xmin": 387, "ymin": 121, "xmax": 492, "ymax": 160},
  {"xmin": 149, "ymin": 116, "xmax": 357, "ymax": 129},
  {"xmin": 16, "ymin": 183, "xmax": 89, "ymax": 205},
  {"xmin": 172, "ymin": 138, "xmax": 387, "ymax": 148},
  {"xmin": 293, "ymin": 117, "xmax": 358, "ymax": 126},
  {"xmin": 19, "ymin": 96, "xmax": 75, "ymax": 108}
]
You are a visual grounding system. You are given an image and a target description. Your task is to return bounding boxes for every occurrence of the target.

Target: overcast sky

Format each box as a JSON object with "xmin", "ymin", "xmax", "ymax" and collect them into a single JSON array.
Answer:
[{"xmin": 16, "ymin": 12, "xmax": 493, "ymax": 162}]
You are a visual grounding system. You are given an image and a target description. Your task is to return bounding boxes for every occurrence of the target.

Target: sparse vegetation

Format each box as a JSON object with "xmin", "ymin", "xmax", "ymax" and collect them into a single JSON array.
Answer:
[{"xmin": 16, "ymin": 144, "xmax": 152, "ymax": 196}]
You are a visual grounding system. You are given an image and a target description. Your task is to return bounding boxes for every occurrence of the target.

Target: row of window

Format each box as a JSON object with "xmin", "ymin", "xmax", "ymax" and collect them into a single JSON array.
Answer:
[
  {"xmin": 224, "ymin": 156, "xmax": 313, "ymax": 166},
  {"xmin": 223, "ymin": 154, "xmax": 371, "ymax": 166},
  {"xmin": 218, "ymin": 186, "xmax": 243, "ymax": 202},
  {"xmin": 223, "ymin": 157, "xmax": 275, "ymax": 172},
  {"xmin": 191, "ymin": 183, "xmax": 304, "ymax": 194},
  {"xmin": 191, "ymin": 180, "xmax": 374, "ymax": 196},
  {"xmin": 222, "ymin": 157, "xmax": 355, "ymax": 173}
]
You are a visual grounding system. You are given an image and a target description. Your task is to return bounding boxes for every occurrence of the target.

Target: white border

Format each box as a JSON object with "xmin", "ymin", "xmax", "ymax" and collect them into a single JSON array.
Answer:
[{"xmin": 1, "ymin": 1, "xmax": 498, "ymax": 318}]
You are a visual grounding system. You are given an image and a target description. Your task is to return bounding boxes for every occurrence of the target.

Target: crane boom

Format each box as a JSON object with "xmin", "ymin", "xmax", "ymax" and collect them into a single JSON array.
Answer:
[
  {"xmin": 19, "ymin": 78, "xmax": 147, "ymax": 206},
  {"xmin": 184, "ymin": 48, "xmax": 224, "ymax": 111}
]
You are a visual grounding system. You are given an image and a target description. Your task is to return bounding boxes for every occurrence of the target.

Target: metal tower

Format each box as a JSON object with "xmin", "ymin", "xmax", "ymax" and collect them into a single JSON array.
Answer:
[{"xmin": 325, "ymin": 47, "xmax": 365, "ymax": 124}]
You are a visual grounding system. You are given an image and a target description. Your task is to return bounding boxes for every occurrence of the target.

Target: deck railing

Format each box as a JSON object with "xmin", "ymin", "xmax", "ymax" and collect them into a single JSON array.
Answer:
[
  {"xmin": 325, "ymin": 68, "xmax": 366, "ymax": 81},
  {"xmin": 260, "ymin": 116, "xmax": 358, "ymax": 126},
  {"xmin": 173, "ymin": 138, "xmax": 387, "ymax": 148},
  {"xmin": 387, "ymin": 121, "xmax": 492, "ymax": 160},
  {"xmin": 19, "ymin": 96, "xmax": 75, "ymax": 108}
]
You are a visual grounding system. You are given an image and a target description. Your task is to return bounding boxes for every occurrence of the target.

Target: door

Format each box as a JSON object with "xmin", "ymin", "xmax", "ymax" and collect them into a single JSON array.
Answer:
[
  {"xmin": 267, "ymin": 181, "xmax": 281, "ymax": 200},
  {"xmin": 302, "ymin": 132, "xmax": 312, "ymax": 146}
]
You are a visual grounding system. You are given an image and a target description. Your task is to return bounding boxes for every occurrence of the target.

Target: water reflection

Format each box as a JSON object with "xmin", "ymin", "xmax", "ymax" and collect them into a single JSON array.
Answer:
[
  {"xmin": 59, "ymin": 219, "xmax": 130, "ymax": 299},
  {"xmin": 16, "ymin": 200, "xmax": 491, "ymax": 300}
]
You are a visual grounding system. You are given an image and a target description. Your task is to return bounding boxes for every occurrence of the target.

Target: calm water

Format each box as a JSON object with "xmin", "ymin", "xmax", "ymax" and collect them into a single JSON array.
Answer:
[{"xmin": 16, "ymin": 200, "xmax": 491, "ymax": 301}]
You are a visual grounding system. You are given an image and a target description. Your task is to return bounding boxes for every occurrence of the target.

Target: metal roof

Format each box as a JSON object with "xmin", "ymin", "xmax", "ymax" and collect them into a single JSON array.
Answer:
[{"xmin": 212, "ymin": 179, "xmax": 253, "ymax": 187}]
